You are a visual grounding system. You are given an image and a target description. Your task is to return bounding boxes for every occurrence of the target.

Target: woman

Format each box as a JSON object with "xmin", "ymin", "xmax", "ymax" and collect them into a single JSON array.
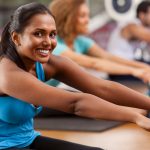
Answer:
[
  {"xmin": 49, "ymin": 0, "xmax": 150, "ymax": 82},
  {"xmin": 1, "ymin": 2, "xmax": 150, "ymax": 150}
]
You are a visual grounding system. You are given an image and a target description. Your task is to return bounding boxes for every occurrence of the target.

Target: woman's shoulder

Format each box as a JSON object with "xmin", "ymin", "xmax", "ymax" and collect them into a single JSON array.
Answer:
[
  {"xmin": 44, "ymin": 55, "xmax": 69, "ymax": 71},
  {"xmin": 77, "ymin": 35, "xmax": 91, "ymax": 40},
  {"xmin": 76, "ymin": 35, "xmax": 94, "ymax": 44},
  {"xmin": 0, "ymin": 57, "xmax": 20, "ymax": 73},
  {"xmin": 48, "ymin": 55, "xmax": 71, "ymax": 67},
  {"xmin": 44, "ymin": 55, "xmax": 74, "ymax": 78},
  {"xmin": 0, "ymin": 58, "xmax": 26, "ymax": 95}
]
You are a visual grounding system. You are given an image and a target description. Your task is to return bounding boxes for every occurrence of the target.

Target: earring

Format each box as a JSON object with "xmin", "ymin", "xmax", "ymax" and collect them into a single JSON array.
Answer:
[{"xmin": 18, "ymin": 43, "xmax": 21, "ymax": 46}]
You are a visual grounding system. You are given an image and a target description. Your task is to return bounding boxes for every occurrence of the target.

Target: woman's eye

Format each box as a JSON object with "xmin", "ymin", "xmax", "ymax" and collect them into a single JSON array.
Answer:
[
  {"xmin": 50, "ymin": 32, "xmax": 56, "ymax": 39},
  {"xmin": 34, "ymin": 32, "xmax": 43, "ymax": 37}
]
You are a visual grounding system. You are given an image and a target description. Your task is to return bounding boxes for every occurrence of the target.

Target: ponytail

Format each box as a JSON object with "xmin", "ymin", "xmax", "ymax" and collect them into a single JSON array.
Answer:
[
  {"xmin": 0, "ymin": 22, "xmax": 11, "ymax": 56},
  {"xmin": 0, "ymin": 22, "xmax": 26, "ymax": 70}
]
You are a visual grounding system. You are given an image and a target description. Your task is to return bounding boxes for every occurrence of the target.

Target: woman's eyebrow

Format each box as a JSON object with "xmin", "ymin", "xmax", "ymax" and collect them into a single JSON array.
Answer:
[{"xmin": 35, "ymin": 28, "xmax": 57, "ymax": 32}]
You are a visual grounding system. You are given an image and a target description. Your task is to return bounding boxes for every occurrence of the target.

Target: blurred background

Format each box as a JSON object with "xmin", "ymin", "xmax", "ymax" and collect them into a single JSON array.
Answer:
[
  {"xmin": 0, "ymin": 0, "xmax": 145, "ymax": 49},
  {"xmin": 0, "ymin": 0, "xmax": 105, "ymax": 34}
]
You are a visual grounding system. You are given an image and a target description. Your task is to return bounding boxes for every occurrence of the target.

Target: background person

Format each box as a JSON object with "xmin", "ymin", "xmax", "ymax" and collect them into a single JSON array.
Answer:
[
  {"xmin": 107, "ymin": 1, "xmax": 150, "ymax": 61},
  {"xmin": 49, "ymin": 0, "xmax": 150, "ymax": 84}
]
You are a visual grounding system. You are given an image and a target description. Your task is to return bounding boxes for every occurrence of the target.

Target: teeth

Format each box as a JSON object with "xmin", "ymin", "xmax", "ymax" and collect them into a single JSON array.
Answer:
[{"xmin": 39, "ymin": 50, "xmax": 49, "ymax": 54}]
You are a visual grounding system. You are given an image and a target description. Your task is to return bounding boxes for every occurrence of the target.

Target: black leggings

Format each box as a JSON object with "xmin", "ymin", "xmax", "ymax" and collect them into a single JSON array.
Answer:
[
  {"xmin": 5, "ymin": 135, "xmax": 104, "ymax": 150},
  {"xmin": 28, "ymin": 135, "xmax": 104, "ymax": 150}
]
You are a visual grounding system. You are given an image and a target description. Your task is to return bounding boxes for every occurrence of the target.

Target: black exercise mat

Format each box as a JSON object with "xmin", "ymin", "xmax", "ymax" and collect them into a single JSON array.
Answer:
[{"xmin": 34, "ymin": 116, "xmax": 124, "ymax": 132}]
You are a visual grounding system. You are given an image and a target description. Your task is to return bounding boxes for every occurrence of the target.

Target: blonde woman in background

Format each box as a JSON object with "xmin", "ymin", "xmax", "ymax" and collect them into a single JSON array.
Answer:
[{"xmin": 49, "ymin": 0, "xmax": 150, "ymax": 83}]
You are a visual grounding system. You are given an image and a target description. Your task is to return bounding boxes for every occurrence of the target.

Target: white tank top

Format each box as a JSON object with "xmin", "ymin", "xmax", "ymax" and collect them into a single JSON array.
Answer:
[{"xmin": 107, "ymin": 19, "xmax": 141, "ymax": 60}]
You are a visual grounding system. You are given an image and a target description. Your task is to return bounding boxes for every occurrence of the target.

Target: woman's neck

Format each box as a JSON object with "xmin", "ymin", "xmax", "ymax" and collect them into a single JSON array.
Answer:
[
  {"xmin": 21, "ymin": 57, "xmax": 36, "ymax": 72},
  {"xmin": 64, "ymin": 33, "xmax": 77, "ymax": 48},
  {"xmin": 24, "ymin": 60, "xmax": 37, "ymax": 77}
]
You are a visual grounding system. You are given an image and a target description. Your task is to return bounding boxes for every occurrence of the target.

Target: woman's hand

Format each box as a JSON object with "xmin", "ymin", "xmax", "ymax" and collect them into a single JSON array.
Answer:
[
  {"xmin": 135, "ymin": 114, "xmax": 150, "ymax": 131},
  {"xmin": 132, "ymin": 68, "xmax": 150, "ymax": 83}
]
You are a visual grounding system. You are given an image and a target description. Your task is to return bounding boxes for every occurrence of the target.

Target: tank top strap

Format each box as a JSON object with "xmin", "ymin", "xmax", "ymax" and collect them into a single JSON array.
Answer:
[{"xmin": 35, "ymin": 62, "xmax": 45, "ymax": 82}]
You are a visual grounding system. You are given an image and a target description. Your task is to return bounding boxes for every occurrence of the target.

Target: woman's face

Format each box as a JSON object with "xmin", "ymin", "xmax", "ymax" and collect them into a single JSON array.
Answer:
[
  {"xmin": 76, "ymin": 3, "xmax": 90, "ymax": 35},
  {"xmin": 16, "ymin": 13, "xmax": 57, "ymax": 64},
  {"xmin": 143, "ymin": 7, "xmax": 150, "ymax": 27}
]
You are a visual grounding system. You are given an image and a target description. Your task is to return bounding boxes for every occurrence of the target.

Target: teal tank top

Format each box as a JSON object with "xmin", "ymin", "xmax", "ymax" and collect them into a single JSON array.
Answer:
[{"xmin": 0, "ymin": 62, "xmax": 44, "ymax": 149}]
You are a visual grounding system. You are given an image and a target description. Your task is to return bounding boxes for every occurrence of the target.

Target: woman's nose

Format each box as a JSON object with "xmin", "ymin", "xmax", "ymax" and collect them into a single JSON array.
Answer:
[{"xmin": 43, "ymin": 37, "xmax": 52, "ymax": 46}]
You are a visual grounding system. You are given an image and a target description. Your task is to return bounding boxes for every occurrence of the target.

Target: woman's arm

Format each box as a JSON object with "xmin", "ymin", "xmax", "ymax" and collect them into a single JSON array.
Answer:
[
  {"xmin": 60, "ymin": 49, "xmax": 146, "ymax": 78},
  {"xmin": 127, "ymin": 23, "xmax": 150, "ymax": 42},
  {"xmin": 53, "ymin": 56, "xmax": 150, "ymax": 110},
  {"xmin": 88, "ymin": 43, "xmax": 150, "ymax": 69},
  {"xmin": 1, "ymin": 58, "xmax": 150, "ymax": 130}
]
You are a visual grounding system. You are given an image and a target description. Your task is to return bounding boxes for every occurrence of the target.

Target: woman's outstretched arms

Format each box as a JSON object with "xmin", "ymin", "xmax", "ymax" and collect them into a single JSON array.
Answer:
[
  {"xmin": 0, "ymin": 58, "xmax": 133, "ymax": 120},
  {"xmin": 1, "ymin": 57, "xmax": 150, "ymax": 131},
  {"xmin": 88, "ymin": 43, "xmax": 150, "ymax": 69},
  {"xmin": 87, "ymin": 43, "xmax": 150, "ymax": 82},
  {"xmin": 60, "ymin": 48, "xmax": 147, "ymax": 79},
  {"xmin": 50, "ymin": 55, "xmax": 150, "ymax": 110}
]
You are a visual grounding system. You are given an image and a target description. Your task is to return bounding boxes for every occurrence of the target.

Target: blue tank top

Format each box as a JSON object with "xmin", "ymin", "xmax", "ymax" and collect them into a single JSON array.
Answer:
[{"xmin": 0, "ymin": 62, "xmax": 45, "ymax": 149}]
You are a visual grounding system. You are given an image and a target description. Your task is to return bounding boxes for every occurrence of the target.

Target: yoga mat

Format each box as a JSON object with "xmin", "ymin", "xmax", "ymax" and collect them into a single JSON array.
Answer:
[{"xmin": 34, "ymin": 116, "xmax": 124, "ymax": 132}]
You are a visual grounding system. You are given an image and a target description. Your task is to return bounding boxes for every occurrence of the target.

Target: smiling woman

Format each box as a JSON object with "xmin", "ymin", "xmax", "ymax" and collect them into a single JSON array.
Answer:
[
  {"xmin": 0, "ymin": 2, "xmax": 103, "ymax": 150},
  {"xmin": 12, "ymin": 13, "xmax": 57, "ymax": 65},
  {"xmin": 0, "ymin": 3, "xmax": 57, "ymax": 71},
  {"xmin": 2, "ymin": 2, "xmax": 150, "ymax": 150}
]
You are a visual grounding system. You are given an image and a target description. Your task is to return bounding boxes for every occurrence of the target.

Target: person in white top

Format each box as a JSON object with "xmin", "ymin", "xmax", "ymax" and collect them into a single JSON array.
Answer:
[{"xmin": 108, "ymin": 1, "xmax": 150, "ymax": 61}]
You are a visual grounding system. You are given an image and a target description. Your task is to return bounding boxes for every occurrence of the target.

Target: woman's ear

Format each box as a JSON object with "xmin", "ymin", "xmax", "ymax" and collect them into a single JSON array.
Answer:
[{"xmin": 11, "ymin": 32, "xmax": 21, "ymax": 46}]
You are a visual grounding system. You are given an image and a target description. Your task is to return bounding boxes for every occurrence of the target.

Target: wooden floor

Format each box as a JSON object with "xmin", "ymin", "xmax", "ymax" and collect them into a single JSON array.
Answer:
[
  {"xmin": 38, "ymin": 81, "xmax": 150, "ymax": 150},
  {"xmin": 38, "ymin": 123, "xmax": 150, "ymax": 150}
]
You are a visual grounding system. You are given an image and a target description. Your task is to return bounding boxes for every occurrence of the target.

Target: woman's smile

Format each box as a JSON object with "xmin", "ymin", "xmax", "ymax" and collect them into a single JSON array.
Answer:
[{"xmin": 36, "ymin": 49, "xmax": 50, "ymax": 57}]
